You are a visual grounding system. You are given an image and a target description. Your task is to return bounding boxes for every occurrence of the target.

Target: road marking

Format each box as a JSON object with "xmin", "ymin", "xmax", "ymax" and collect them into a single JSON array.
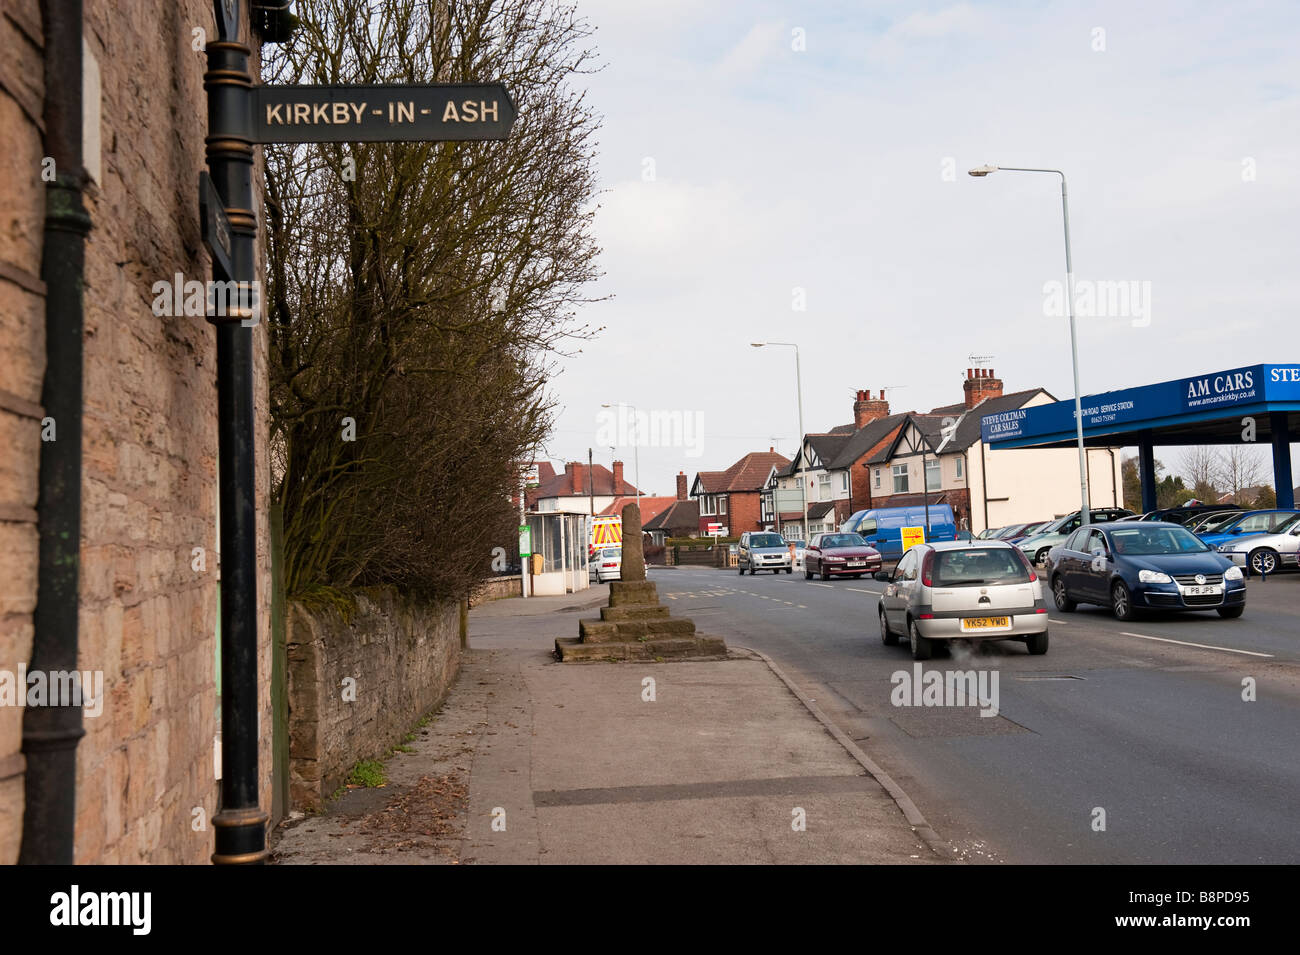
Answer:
[
  {"xmin": 797, "ymin": 604, "xmax": 808, "ymax": 609},
  {"xmin": 1118, "ymin": 631, "xmax": 1274, "ymax": 658},
  {"xmin": 808, "ymin": 583, "xmax": 833, "ymax": 588},
  {"xmin": 847, "ymin": 587, "xmax": 881, "ymax": 595}
]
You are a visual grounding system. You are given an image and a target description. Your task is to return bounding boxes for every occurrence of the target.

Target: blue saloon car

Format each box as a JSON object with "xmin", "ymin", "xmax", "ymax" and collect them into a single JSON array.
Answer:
[{"xmin": 1045, "ymin": 521, "xmax": 1245, "ymax": 621}]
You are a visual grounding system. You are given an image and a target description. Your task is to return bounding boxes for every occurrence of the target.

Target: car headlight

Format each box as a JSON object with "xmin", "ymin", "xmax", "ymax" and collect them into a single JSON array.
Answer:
[
  {"xmin": 1138, "ymin": 570, "xmax": 1172, "ymax": 584},
  {"xmin": 1217, "ymin": 544, "xmax": 1234, "ymax": 553},
  {"xmin": 1224, "ymin": 566, "xmax": 1243, "ymax": 581},
  {"xmin": 825, "ymin": 556, "xmax": 845, "ymax": 562}
]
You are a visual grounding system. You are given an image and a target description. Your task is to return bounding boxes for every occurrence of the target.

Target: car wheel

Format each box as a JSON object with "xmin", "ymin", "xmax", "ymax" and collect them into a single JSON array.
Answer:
[
  {"xmin": 880, "ymin": 608, "xmax": 898, "ymax": 646},
  {"xmin": 908, "ymin": 618, "xmax": 933, "ymax": 661},
  {"xmin": 1217, "ymin": 605, "xmax": 1245, "ymax": 619},
  {"xmin": 1052, "ymin": 576, "xmax": 1076, "ymax": 612},
  {"xmin": 1111, "ymin": 580, "xmax": 1135, "ymax": 621},
  {"xmin": 1035, "ymin": 547, "xmax": 1051, "ymax": 565},
  {"xmin": 1248, "ymin": 548, "xmax": 1279, "ymax": 576},
  {"xmin": 785, "ymin": 567, "xmax": 792, "ymax": 574},
  {"xmin": 738, "ymin": 564, "xmax": 745, "ymax": 575},
  {"xmin": 804, "ymin": 566, "xmax": 812, "ymax": 579},
  {"xmin": 1025, "ymin": 630, "xmax": 1049, "ymax": 655},
  {"xmin": 820, "ymin": 570, "xmax": 830, "ymax": 581}
]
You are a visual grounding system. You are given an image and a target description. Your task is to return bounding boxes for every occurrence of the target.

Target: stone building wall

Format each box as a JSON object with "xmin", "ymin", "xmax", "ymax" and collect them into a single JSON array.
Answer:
[{"xmin": 0, "ymin": 0, "xmax": 273, "ymax": 863}]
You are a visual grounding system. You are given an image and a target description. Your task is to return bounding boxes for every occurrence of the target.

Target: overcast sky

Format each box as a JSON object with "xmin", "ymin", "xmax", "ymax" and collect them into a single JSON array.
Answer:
[{"xmin": 540, "ymin": 0, "xmax": 1299, "ymax": 497}]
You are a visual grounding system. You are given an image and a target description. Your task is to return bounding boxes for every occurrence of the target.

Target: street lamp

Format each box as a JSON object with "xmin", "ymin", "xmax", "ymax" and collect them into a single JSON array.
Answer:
[
  {"xmin": 967, "ymin": 163, "xmax": 1091, "ymax": 525},
  {"xmin": 751, "ymin": 342, "xmax": 808, "ymax": 541},
  {"xmin": 600, "ymin": 403, "xmax": 641, "ymax": 510}
]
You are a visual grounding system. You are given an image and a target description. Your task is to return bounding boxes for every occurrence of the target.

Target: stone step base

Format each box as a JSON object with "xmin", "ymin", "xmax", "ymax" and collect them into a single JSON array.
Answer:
[
  {"xmin": 608, "ymin": 580, "xmax": 658, "ymax": 605},
  {"xmin": 579, "ymin": 617, "xmax": 697, "ymax": 643},
  {"xmin": 555, "ymin": 634, "xmax": 728, "ymax": 662},
  {"xmin": 600, "ymin": 604, "xmax": 669, "ymax": 622}
]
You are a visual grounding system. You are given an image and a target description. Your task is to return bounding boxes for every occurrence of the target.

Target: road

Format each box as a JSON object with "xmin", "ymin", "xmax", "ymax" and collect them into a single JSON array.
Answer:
[{"xmin": 649, "ymin": 564, "xmax": 1300, "ymax": 864}]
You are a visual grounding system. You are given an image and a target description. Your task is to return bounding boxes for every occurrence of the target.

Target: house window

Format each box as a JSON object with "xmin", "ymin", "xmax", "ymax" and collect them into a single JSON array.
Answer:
[
  {"xmin": 818, "ymin": 473, "xmax": 831, "ymax": 501},
  {"xmin": 700, "ymin": 494, "xmax": 714, "ymax": 516},
  {"xmin": 955, "ymin": 456, "xmax": 964, "ymax": 479},
  {"xmin": 926, "ymin": 458, "xmax": 941, "ymax": 491},
  {"xmin": 892, "ymin": 464, "xmax": 909, "ymax": 493},
  {"xmin": 720, "ymin": 496, "xmax": 727, "ymax": 514},
  {"xmin": 873, "ymin": 468, "xmax": 882, "ymax": 489},
  {"xmin": 840, "ymin": 472, "xmax": 848, "ymax": 491}
]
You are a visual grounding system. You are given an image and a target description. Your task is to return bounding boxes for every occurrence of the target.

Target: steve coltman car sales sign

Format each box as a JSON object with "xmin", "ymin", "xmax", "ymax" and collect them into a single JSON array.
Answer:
[{"xmin": 252, "ymin": 84, "xmax": 516, "ymax": 143}]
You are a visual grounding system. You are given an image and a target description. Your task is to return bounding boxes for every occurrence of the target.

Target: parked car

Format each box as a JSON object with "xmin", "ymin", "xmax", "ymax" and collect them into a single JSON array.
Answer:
[
  {"xmin": 977, "ymin": 526, "xmax": 1007, "ymax": 540},
  {"xmin": 1187, "ymin": 510, "xmax": 1245, "ymax": 534},
  {"xmin": 1003, "ymin": 521, "xmax": 1051, "ymax": 544},
  {"xmin": 738, "ymin": 531, "xmax": 792, "ymax": 574},
  {"xmin": 1215, "ymin": 513, "xmax": 1300, "ymax": 575},
  {"xmin": 1197, "ymin": 509, "xmax": 1300, "ymax": 549},
  {"xmin": 1137, "ymin": 504, "xmax": 1242, "ymax": 526},
  {"xmin": 1044, "ymin": 521, "xmax": 1245, "ymax": 621},
  {"xmin": 875, "ymin": 539, "xmax": 1049, "ymax": 660},
  {"xmin": 590, "ymin": 546, "xmax": 622, "ymax": 583},
  {"xmin": 804, "ymin": 532, "xmax": 882, "ymax": 580},
  {"xmin": 841, "ymin": 504, "xmax": 957, "ymax": 559},
  {"xmin": 1018, "ymin": 507, "xmax": 1136, "ymax": 565}
]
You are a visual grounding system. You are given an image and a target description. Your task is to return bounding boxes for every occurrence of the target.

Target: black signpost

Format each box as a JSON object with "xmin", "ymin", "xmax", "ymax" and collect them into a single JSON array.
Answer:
[{"xmin": 201, "ymin": 1, "xmax": 514, "ymax": 864}]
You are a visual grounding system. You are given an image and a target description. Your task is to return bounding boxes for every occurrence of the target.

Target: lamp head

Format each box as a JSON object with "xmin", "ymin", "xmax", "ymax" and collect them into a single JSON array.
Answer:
[{"xmin": 968, "ymin": 164, "xmax": 998, "ymax": 177}]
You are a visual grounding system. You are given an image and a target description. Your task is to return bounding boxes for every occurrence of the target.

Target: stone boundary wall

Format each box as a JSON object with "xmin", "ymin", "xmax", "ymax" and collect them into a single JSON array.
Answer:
[
  {"xmin": 469, "ymin": 575, "xmax": 521, "ymax": 607},
  {"xmin": 286, "ymin": 590, "xmax": 460, "ymax": 809}
]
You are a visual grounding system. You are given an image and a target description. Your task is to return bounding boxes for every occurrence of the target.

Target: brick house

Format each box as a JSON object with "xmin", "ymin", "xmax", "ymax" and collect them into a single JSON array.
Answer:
[
  {"xmin": 853, "ymin": 370, "xmax": 1125, "ymax": 534},
  {"xmin": 527, "ymin": 460, "xmax": 641, "ymax": 514},
  {"xmin": 691, "ymin": 449, "xmax": 791, "ymax": 536},
  {"xmin": 643, "ymin": 472, "xmax": 701, "ymax": 543}
]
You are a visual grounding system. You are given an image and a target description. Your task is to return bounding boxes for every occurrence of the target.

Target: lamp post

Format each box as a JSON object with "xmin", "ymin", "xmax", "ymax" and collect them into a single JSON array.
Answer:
[
  {"xmin": 968, "ymin": 164, "xmax": 1090, "ymax": 525},
  {"xmin": 601, "ymin": 403, "xmax": 641, "ymax": 510},
  {"xmin": 751, "ymin": 342, "xmax": 808, "ymax": 541}
]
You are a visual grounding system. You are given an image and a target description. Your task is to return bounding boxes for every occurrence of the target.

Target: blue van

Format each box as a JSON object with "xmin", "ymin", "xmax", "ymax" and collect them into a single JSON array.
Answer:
[{"xmin": 840, "ymin": 504, "xmax": 957, "ymax": 560}]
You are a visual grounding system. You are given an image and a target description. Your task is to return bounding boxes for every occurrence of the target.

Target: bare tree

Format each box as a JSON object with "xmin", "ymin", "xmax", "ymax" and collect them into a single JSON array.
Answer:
[
  {"xmin": 1216, "ymin": 445, "xmax": 1266, "ymax": 506},
  {"xmin": 263, "ymin": 0, "xmax": 604, "ymax": 600},
  {"xmin": 1177, "ymin": 445, "xmax": 1221, "ymax": 503}
]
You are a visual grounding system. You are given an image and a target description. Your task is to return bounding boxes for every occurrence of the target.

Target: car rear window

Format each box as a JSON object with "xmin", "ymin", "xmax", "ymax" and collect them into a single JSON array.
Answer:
[
  {"xmin": 601, "ymin": 548, "xmax": 621, "ymax": 558},
  {"xmin": 749, "ymin": 534, "xmax": 785, "ymax": 547},
  {"xmin": 932, "ymin": 547, "xmax": 1032, "ymax": 586}
]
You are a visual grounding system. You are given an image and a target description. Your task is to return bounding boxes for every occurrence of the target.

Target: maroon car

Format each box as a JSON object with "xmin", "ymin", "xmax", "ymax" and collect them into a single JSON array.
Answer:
[{"xmin": 804, "ymin": 532, "xmax": 883, "ymax": 580}]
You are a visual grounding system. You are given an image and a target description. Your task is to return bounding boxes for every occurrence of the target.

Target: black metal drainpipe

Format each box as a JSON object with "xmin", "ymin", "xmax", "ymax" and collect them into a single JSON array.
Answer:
[
  {"xmin": 205, "ymin": 10, "xmax": 268, "ymax": 864},
  {"xmin": 21, "ymin": 0, "xmax": 92, "ymax": 865}
]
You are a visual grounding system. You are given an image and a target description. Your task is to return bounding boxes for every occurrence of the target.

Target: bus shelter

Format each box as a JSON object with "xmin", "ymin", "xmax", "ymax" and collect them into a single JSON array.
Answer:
[{"xmin": 980, "ymin": 364, "xmax": 1298, "ymax": 512}]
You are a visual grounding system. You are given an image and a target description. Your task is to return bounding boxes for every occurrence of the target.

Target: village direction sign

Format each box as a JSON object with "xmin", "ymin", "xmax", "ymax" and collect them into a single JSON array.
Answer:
[
  {"xmin": 252, "ymin": 83, "xmax": 516, "ymax": 143},
  {"xmin": 198, "ymin": 171, "xmax": 234, "ymax": 280}
]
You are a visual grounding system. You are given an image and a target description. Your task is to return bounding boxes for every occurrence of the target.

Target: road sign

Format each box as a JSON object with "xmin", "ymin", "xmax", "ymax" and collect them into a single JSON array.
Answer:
[
  {"xmin": 519, "ymin": 525, "xmax": 532, "ymax": 557},
  {"xmin": 198, "ymin": 172, "xmax": 235, "ymax": 280},
  {"xmin": 901, "ymin": 526, "xmax": 926, "ymax": 553},
  {"xmin": 252, "ymin": 84, "xmax": 516, "ymax": 143}
]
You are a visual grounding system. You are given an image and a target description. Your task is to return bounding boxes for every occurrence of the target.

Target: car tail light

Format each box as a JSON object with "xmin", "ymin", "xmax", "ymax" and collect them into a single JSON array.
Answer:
[
  {"xmin": 603, "ymin": 562, "xmax": 617, "ymax": 568},
  {"xmin": 1035, "ymin": 607, "xmax": 1047, "ymax": 614},
  {"xmin": 921, "ymin": 550, "xmax": 935, "ymax": 587},
  {"xmin": 1012, "ymin": 548, "xmax": 1037, "ymax": 581},
  {"xmin": 918, "ymin": 613, "xmax": 934, "ymax": 620}
]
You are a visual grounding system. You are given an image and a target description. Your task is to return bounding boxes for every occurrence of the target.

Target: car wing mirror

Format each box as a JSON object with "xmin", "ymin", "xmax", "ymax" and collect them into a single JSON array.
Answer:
[{"xmin": 873, "ymin": 570, "xmax": 891, "ymax": 582}]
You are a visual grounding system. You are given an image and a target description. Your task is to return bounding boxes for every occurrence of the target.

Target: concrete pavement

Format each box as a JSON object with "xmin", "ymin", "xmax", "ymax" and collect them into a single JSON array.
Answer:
[{"xmin": 271, "ymin": 583, "xmax": 944, "ymax": 864}]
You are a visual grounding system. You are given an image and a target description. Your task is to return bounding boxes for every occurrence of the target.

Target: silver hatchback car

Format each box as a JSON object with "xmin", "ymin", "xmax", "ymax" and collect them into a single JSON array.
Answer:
[{"xmin": 875, "ymin": 540, "xmax": 1050, "ymax": 660}]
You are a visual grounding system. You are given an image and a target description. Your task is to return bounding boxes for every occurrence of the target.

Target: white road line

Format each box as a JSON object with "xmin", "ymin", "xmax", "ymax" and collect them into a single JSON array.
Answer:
[
  {"xmin": 797, "ymin": 604, "xmax": 808, "ymax": 609},
  {"xmin": 847, "ymin": 587, "xmax": 881, "ymax": 595},
  {"xmin": 1118, "ymin": 631, "xmax": 1274, "ymax": 658},
  {"xmin": 808, "ymin": 583, "xmax": 833, "ymax": 588}
]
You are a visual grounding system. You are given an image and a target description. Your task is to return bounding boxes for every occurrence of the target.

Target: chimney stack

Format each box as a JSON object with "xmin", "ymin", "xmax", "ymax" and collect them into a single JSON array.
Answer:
[
  {"xmin": 612, "ymin": 460, "xmax": 624, "ymax": 490},
  {"xmin": 963, "ymin": 368, "xmax": 1004, "ymax": 409},
  {"xmin": 676, "ymin": 471, "xmax": 688, "ymax": 500},
  {"xmin": 853, "ymin": 388, "xmax": 891, "ymax": 429},
  {"xmin": 569, "ymin": 461, "xmax": 584, "ymax": 495}
]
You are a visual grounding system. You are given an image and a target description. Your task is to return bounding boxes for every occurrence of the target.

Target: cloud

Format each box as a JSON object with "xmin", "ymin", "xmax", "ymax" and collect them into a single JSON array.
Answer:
[{"xmin": 712, "ymin": 19, "xmax": 787, "ymax": 81}]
